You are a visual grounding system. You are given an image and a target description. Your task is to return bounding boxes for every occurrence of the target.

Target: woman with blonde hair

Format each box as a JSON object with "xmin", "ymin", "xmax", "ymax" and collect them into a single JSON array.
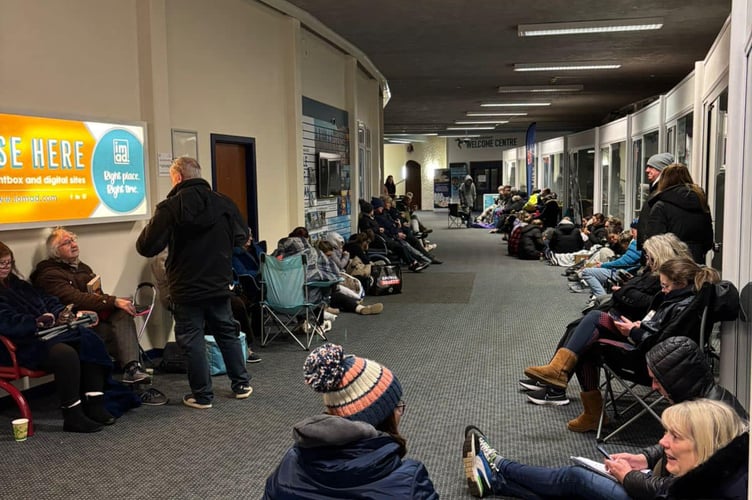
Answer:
[
  {"xmin": 643, "ymin": 163, "xmax": 714, "ymax": 263},
  {"xmin": 464, "ymin": 398, "xmax": 748, "ymax": 499}
]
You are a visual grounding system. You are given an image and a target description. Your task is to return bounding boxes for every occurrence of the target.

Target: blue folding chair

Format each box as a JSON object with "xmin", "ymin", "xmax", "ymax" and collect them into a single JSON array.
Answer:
[{"xmin": 259, "ymin": 253, "xmax": 338, "ymax": 350}]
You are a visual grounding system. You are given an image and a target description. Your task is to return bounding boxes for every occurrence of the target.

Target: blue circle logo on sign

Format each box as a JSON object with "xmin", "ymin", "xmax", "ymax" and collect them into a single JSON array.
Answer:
[{"xmin": 92, "ymin": 129, "xmax": 146, "ymax": 213}]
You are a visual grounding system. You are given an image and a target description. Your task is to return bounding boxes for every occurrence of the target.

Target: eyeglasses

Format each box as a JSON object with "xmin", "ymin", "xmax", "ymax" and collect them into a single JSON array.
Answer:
[
  {"xmin": 396, "ymin": 401, "xmax": 407, "ymax": 415},
  {"xmin": 0, "ymin": 259, "xmax": 13, "ymax": 268},
  {"xmin": 56, "ymin": 235, "xmax": 78, "ymax": 248}
]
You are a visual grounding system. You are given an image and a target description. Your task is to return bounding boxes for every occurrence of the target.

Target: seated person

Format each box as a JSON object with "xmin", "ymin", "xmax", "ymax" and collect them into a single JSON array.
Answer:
[
  {"xmin": 506, "ymin": 212, "xmax": 528, "ymax": 256},
  {"xmin": 536, "ymin": 193, "xmax": 560, "ymax": 228},
  {"xmin": 358, "ymin": 201, "xmax": 429, "ymax": 272},
  {"xmin": 463, "ymin": 398, "xmax": 748, "ymax": 499},
  {"xmin": 547, "ymin": 217, "xmax": 584, "ymax": 254},
  {"xmin": 323, "ymin": 231, "xmax": 349, "ymax": 271},
  {"xmin": 522, "ymin": 233, "xmax": 694, "ymax": 406},
  {"xmin": 517, "ymin": 219, "xmax": 545, "ymax": 260},
  {"xmin": 576, "ymin": 228, "xmax": 641, "ymax": 296},
  {"xmin": 276, "ymin": 232, "xmax": 383, "ymax": 316},
  {"xmin": 524, "ymin": 257, "xmax": 720, "ymax": 431},
  {"xmin": 0, "ymin": 242, "xmax": 115, "ymax": 433},
  {"xmin": 376, "ymin": 197, "xmax": 440, "ymax": 263},
  {"xmin": 31, "ymin": 228, "xmax": 150, "ymax": 384},
  {"xmin": 582, "ymin": 213, "xmax": 608, "ymax": 250},
  {"xmin": 264, "ymin": 343, "xmax": 438, "ymax": 498},
  {"xmin": 402, "ymin": 191, "xmax": 432, "ymax": 235}
]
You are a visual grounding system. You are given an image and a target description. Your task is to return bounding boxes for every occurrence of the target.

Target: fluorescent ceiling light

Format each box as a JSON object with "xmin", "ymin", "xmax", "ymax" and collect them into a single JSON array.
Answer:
[
  {"xmin": 442, "ymin": 134, "xmax": 482, "ymax": 138},
  {"xmin": 386, "ymin": 139, "xmax": 412, "ymax": 144},
  {"xmin": 497, "ymin": 85, "xmax": 583, "ymax": 93},
  {"xmin": 514, "ymin": 62, "xmax": 620, "ymax": 72},
  {"xmin": 466, "ymin": 112, "xmax": 527, "ymax": 117},
  {"xmin": 480, "ymin": 102, "xmax": 551, "ymax": 107},
  {"xmin": 518, "ymin": 18, "xmax": 663, "ymax": 37},
  {"xmin": 446, "ymin": 126, "xmax": 496, "ymax": 131},
  {"xmin": 455, "ymin": 120, "xmax": 509, "ymax": 125}
]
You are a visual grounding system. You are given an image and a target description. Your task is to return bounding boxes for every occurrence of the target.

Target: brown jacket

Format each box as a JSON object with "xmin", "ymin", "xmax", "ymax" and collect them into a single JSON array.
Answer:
[{"xmin": 30, "ymin": 259, "xmax": 117, "ymax": 313}]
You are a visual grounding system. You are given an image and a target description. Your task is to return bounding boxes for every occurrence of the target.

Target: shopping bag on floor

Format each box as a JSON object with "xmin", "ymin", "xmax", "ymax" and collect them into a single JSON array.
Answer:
[
  {"xmin": 205, "ymin": 332, "xmax": 247, "ymax": 376},
  {"xmin": 368, "ymin": 264, "xmax": 402, "ymax": 295}
]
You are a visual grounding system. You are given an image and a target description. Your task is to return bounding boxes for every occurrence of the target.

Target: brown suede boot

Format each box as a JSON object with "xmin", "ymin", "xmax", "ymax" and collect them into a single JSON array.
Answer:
[
  {"xmin": 523, "ymin": 348, "xmax": 577, "ymax": 390},
  {"xmin": 567, "ymin": 390, "xmax": 606, "ymax": 433}
]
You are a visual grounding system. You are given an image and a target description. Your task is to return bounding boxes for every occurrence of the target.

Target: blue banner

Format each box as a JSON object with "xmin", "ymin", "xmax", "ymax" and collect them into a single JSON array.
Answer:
[{"xmin": 525, "ymin": 123, "xmax": 536, "ymax": 195}]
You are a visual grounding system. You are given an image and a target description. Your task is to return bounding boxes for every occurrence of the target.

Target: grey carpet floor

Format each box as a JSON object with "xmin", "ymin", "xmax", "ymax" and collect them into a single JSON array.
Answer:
[{"xmin": 0, "ymin": 211, "xmax": 663, "ymax": 499}]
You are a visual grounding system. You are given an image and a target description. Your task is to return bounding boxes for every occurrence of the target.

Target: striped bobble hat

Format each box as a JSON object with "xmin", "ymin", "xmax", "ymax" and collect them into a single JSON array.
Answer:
[{"xmin": 303, "ymin": 343, "xmax": 402, "ymax": 427}]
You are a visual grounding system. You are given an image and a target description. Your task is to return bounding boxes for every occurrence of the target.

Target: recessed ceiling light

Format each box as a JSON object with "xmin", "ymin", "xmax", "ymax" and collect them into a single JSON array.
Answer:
[
  {"xmin": 466, "ymin": 112, "xmax": 528, "ymax": 117},
  {"xmin": 480, "ymin": 102, "xmax": 551, "ymax": 107},
  {"xmin": 497, "ymin": 85, "xmax": 584, "ymax": 93},
  {"xmin": 514, "ymin": 62, "xmax": 620, "ymax": 72},
  {"xmin": 446, "ymin": 126, "xmax": 496, "ymax": 131},
  {"xmin": 455, "ymin": 120, "xmax": 510, "ymax": 125},
  {"xmin": 518, "ymin": 18, "xmax": 663, "ymax": 37}
]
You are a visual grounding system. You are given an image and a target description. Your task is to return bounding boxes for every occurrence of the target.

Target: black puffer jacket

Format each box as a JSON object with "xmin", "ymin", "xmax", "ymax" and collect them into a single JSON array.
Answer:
[
  {"xmin": 136, "ymin": 178, "xmax": 248, "ymax": 303},
  {"xmin": 646, "ymin": 336, "xmax": 748, "ymax": 417},
  {"xmin": 644, "ymin": 184, "xmax": 714, "ymax": 263},
  {"xmin": 548, "ymin": 221, "xmax": 583, "ymax": 253},
  {"xmin": 584, "ymin": 223, "xmax": 607, "ymax": 250},
  {"xmin": 609, "ymin": 270, "xmax": 660, "ymax": 320},
  {"xmin": 627, "ymin": 286, "xmax": 696, "ymax": 351},
  {"xmin": 517, "ymin": 224, "xmax": 544, "ymax": 260}
]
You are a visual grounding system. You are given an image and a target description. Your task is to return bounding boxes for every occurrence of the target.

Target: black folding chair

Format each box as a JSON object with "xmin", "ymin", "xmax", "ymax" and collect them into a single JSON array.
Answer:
[
  {"xmin": 448, "ymin": 203, "xmax": 463, "ymax": 228},
  {"xmin": 596, "ymin": 281, "xmax": 739, "ymax": 443}
]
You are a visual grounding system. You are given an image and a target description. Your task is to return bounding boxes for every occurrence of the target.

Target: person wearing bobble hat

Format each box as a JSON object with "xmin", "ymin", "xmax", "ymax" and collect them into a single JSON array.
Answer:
[
  {"xmin": 264, "ymin": 343, "xmax": 438, "ymax": 499},
  {"xmin": 636, "ymin": 152, "xmax": 674, "ymax": 253}
]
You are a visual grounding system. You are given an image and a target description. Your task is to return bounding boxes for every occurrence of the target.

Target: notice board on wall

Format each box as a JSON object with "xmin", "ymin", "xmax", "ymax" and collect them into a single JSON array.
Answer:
[{"xmin": 0, "ymin": 112, "xmax": 149, "ymax": 230}]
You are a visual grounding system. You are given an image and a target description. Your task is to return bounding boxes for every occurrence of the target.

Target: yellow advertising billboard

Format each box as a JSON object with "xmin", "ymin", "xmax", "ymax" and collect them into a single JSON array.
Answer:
[{"xmin": 0, "ymin": 112, "xmax": 149, "ymax": 229}]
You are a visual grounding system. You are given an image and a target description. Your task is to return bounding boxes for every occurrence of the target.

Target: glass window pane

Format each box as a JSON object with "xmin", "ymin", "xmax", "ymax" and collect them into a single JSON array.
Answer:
[
  {"xmin": 633, "ymin": 139, "xmax": 644, "ymax": 218},
  {"xmin": 601, "ymin": 146, "xmax": 610, "ymax": 216}
]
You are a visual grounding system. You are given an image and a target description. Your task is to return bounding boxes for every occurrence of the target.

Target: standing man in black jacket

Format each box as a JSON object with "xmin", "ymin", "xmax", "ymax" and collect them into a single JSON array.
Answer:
[{"xmin": 136, "ymin": 156, "xmax": 252, "ymax": 409}]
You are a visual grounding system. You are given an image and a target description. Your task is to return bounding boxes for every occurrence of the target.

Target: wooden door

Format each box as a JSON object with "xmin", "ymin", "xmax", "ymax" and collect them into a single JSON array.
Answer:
[
  {"xmin": 211, "ymin": 134, "xmax": 258, "ymax": 238},
  {"xmin": 405, "ymin": 160, "xmax": 421, "ymax": 208}
]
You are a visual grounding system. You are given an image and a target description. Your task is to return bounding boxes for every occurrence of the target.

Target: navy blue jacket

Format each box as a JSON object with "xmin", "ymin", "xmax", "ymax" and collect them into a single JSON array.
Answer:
[
  {"xmin": 264, "ymin": 414, "xmax": 438, "ymax": 499},
  {"xmin": 0, "ymin": 274, "xmax": 111, "ymax": 369}
]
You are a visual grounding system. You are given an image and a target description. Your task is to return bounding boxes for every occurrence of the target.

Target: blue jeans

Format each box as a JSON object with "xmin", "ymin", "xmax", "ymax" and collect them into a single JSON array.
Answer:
[
  {"xmin": 172, "ymin": 297, "xmax": 250, "ymax": 403},
  {"xmin": 491, "ymin": 459, "xmax": 632, "ymax": 500},
  {"xmin": 581, "ymin": 268, "xmax": 615, "ymax": 296}
]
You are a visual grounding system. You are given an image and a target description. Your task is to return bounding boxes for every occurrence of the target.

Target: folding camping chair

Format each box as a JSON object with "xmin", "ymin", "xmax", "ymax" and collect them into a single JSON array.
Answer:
[
  {"xmin": 133, "ymin": 282, "xmax": 157, "ymax": 367},
  {"xmin": 259, "ymin": 253, "xmax": 339, "ymax": 350},
  {"xmin": 595, "ymin": 280, "xmax": 739, "ymax": 443},
  {"xmin": 448, "ymin": 203, "xmax": 464, "ymax": 228}
]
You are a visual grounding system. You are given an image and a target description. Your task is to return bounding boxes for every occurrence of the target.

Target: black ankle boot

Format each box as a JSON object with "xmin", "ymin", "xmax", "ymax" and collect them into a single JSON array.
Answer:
[
  {"xmin": 83, "ymin": 394, "xmax": 116, "ymax": 425},
  {"xmin": 62, "ymin": 403, "xmax": 103, "ymax": 433}
]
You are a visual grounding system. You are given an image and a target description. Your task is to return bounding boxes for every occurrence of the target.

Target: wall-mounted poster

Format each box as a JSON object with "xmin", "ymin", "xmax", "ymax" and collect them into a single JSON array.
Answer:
[
  {"xmin": 0, "ymin": 112, "xmax": 149, "ymax": 229},
  {"xmin": 433, "ymin": 168, "xmax": 450, "ymax": 208}
]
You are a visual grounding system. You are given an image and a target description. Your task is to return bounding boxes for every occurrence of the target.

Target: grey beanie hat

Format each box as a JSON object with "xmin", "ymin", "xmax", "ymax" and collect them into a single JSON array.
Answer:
[{"xmin": 646, "ymin": 152, "xmax": 674, "ymax": 172}]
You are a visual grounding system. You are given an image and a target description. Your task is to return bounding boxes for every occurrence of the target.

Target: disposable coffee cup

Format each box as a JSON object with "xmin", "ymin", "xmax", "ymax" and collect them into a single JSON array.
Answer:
[{"xmin": 12, "ymin": 418, "xmax": 29, "ymax": 442}]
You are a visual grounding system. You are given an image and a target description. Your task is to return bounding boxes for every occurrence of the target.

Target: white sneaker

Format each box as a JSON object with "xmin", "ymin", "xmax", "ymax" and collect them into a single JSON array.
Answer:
[{"xmin": 323, "ymin": 311, "xmax": 338, "ymax": 321}]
